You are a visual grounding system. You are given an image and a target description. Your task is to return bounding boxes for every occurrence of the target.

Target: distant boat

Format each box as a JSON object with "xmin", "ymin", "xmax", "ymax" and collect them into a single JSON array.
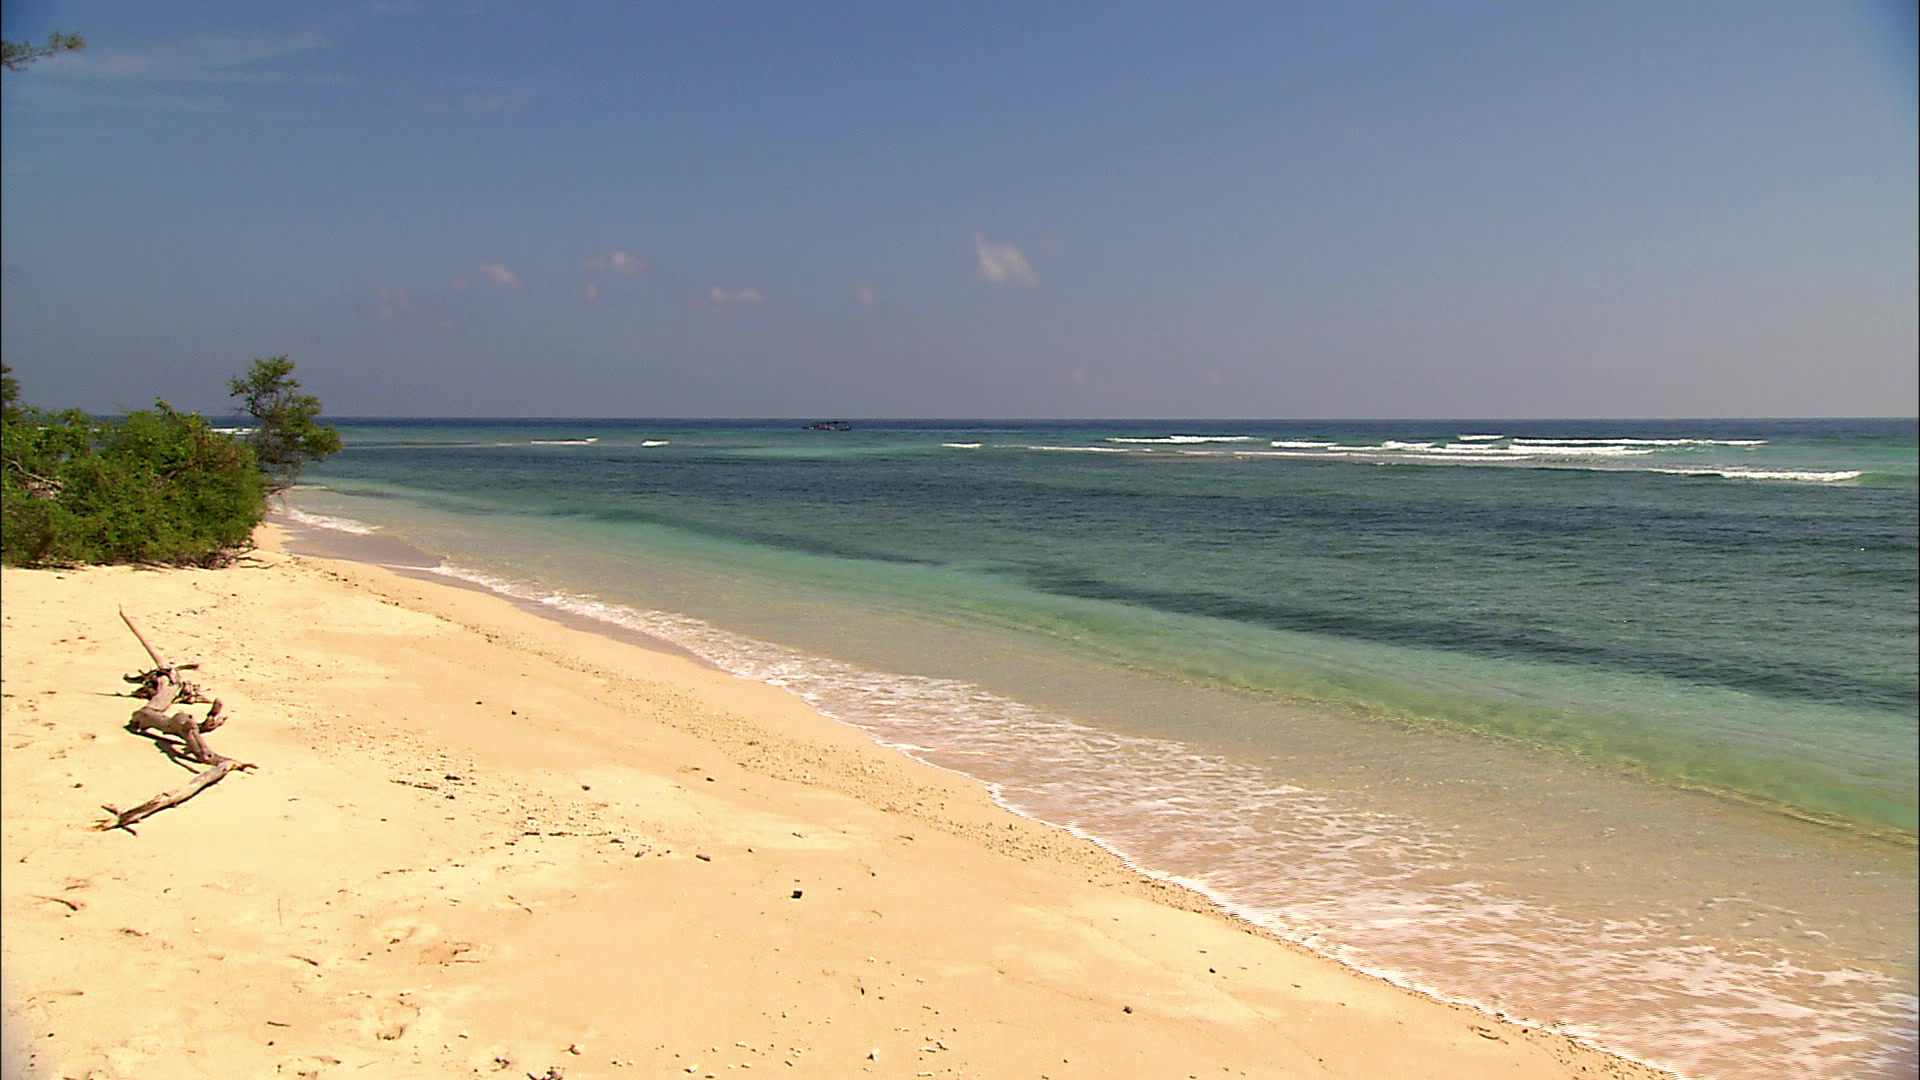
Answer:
[{"xmin": 803, "ymin": 422, "xmax": 852, "ymax": 431}]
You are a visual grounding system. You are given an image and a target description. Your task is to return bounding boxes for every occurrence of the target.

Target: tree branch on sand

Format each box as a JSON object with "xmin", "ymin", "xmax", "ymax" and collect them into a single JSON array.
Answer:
[{"xmin": 97, "ymin": 609, "xmax": 255, "ymax": 832}]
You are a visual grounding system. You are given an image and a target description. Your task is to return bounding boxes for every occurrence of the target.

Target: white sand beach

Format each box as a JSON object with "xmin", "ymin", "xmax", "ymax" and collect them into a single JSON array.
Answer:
[{"xmin": 0, "ymin": 526, "xmax": 1671, "ymax": 1080}]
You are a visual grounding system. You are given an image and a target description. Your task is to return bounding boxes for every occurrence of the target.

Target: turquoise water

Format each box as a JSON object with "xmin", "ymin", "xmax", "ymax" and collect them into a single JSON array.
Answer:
[{"xmin": 286, "ymin": 418, "xmax": 1917, "ymax": 1080}]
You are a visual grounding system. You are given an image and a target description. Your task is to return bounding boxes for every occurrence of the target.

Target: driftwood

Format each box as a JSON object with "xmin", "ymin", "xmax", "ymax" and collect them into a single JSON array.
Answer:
[
  {"xmin": 99, "ymin": 760, "xmax": 245, "ymax": 831},
  {"xmin": 119, "ymin": 608, "xmax": 211, "ymax": 704},
  {"xmin": 98, "ymin": 610, "xmax": 254, "ymax": 832},
  {"xmin": 123, "ymin": 673, "xmax": 230, "ymax": 767}
]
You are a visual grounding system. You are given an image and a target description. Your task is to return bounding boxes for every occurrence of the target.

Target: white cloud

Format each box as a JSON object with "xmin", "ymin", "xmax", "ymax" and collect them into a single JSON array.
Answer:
[
  {"xmin": 583, "ymin": 250, "xmax": 646, "ymax": 274},
  {"xmin": 973, "ymin": 232, "xmax": 1038, "ymax": 285},
  {"xmin": 854, "ymin": 282, "xmax": 876, "ymax": 306},
  {"xmin": 57, "ymin": 32, "xmax": 334, "ymax": 84},
  {"xmin": 708, "ymin": 287, "xmax": 764, "ymax": 306},
  {"xmin": 477, "ymin": 263, "xmax": 522, "ymax": 289},
  {"xmin": 375, "ymin": 288, "xmax": 411, "ymax": 319},
  {"xmin": 583, "ymin": 281, "xmax": 599, "ymax": 301}
]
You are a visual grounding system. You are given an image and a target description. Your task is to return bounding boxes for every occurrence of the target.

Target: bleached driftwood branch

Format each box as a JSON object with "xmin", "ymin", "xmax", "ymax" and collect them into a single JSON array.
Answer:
[
  {"xmin": 98, "ymin": 611, "xmax": 254, "ymax": 832},
  {"xmin": 119, "ymin": 607, "xmax": 211, "ymax": 705},
  {"xmin": 98, "ymin": 759, "xmax": 246, "ymax": 831}
]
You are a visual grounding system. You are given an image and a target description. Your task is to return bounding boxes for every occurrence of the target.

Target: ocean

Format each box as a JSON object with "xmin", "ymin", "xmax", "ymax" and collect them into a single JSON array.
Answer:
[{"xmin": 281, "ymin": 417, "xmax": 1917, "ymax": 1080}]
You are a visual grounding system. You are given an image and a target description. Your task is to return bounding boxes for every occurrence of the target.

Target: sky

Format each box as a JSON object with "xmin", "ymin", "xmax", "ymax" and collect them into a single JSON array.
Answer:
[{"xmin": 2, "ymin": 1, "xmax": 1914, "ymax": 419}]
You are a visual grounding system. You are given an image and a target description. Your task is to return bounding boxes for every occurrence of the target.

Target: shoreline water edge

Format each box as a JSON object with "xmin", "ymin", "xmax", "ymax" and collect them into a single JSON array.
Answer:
[
  {"xmin": 1, "ymin": 526, "xmax": 1673, "ymax": 1080},
  {"xmin": 8, "ymin": 415, "xmax": 1912, "ymax": 1079},
  {"xmin": 274, "ymin": 416, "xmax": 1917, "ymax": 1080}
]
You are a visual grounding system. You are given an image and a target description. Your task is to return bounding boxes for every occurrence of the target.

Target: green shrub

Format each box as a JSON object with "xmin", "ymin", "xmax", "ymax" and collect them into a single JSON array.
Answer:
[{"xmin": 3, "ymin": 401, "xmax": 268, "ymax": 567}]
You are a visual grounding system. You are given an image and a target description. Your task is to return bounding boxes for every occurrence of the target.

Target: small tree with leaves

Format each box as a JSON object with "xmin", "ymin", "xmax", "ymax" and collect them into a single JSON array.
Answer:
[
  {"xmin": 228, "ymin": 357, "xmax": 342, "ymax": 494},
  {"xmin": 2, "ymin": 32, "xmax": 85, "ymax": 73},
  {"xmin": 2, "ymin": 364, "xmax": 23, "ymax": 424}
]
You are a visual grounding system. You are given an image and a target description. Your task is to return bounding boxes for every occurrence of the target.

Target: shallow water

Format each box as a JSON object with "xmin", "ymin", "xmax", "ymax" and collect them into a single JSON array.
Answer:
[{"xmin": 288, "ymin": 417, "xmax": 1918, "ymax": 1079}]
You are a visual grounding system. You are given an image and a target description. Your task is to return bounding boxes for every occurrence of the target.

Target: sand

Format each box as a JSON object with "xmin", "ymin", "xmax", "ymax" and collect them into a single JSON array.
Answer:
[{"xmin": 0, "ymin": 526, "xmax": 1672, "ymax": 1080}]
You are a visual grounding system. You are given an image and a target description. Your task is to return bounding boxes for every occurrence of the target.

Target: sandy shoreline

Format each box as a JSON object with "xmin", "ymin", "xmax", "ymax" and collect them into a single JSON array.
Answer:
[{"xmin": 1, "ymin": 526, "xmax": 1670, "ymax": 1079}]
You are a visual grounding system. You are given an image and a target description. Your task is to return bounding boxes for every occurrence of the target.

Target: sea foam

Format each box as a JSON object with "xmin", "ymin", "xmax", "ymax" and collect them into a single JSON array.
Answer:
[
  {"xmin": 1512, "ymin": 437, "xmax": 1768, "ymax": 447},
  {"xmin": 1655, "ymin": 468, "xmax": 1863, "ymax": 483},
  {"xmin": 1107, "ymin": 435, "xmax": 1261, "ymax": 444},
  {"xmin": 282, "ymin": 508, "xmax": 380, "ymax": 535}
]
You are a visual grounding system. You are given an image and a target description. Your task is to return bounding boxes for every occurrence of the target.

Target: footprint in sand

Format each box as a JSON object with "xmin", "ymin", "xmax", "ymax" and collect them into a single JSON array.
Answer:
[
  {"xmin": 356, "ymin": 995, "xmax": 420, "ymax": 1042},
  {"xmin": 419, "ymin": 939, "xmax": 493, "ymax": 965},
  {"xmin": 374, "ymin": 916, "xmax": 439, "ymax": 948},
  {"xmin": 283, "ymin": 1053, "xmax": 343, "ymax": 1078}
]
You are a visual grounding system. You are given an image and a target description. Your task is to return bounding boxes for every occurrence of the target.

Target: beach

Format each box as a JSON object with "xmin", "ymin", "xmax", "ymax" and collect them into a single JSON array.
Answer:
[
  {"xmin": 268, "ymin": 417, "xmax": 1916, "ymax": 1079},
  {"xmin": 0, "ymin": 525, "xmax": 1670, "ymax": 1080}
]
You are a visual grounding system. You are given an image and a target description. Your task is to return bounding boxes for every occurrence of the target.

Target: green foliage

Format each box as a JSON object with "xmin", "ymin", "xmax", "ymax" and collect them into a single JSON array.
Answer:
[
  {"xmin": 3, "ymin": 400, "xmax": 268, "ymax": 568},
  {"xmin": 2, "ymin": 32, "xmax": 86, "ymax": 73},
  {"xmin": 1, "ymin": 357, "xmax": 339, "ymax": 567},
  {"xmin": 1, "ymin": 364, "xmax": 21, "ymax": 424},
  {"xmin": 228, "ymin": 357, "xmax": 342, "ymax": 493}
]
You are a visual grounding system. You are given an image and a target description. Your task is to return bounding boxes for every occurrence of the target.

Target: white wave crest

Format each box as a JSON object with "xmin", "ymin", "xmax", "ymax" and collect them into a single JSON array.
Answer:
[
  {"xmin": 1270, "ymin": 440, "xmax": 1336, "ymax": 449},
  {"xmin": 529, "ymin": 437, "xmax": 600, "ymax": 445},
  {"xmin": 1343, "ymin": 443, "xmax": 1656, "ymax": 459},
  {"xmin": 282, "ymin": 508, "xmax": 380, "ymax": 535},
  {"xmin": 1654, "ymin": 468, "xmax": 1863, "ymax": 483},
  {"xmin": 1395, "ymin": 453, "xmax": 1537, "ymax": 463},
  {"xmin": 1490, "ymin": 444, "xmax": 1657, "ymax": 458},
  {"xmin": 1511, "ymin": 437, "xmax": 1768, "ymax": 447},
  {"xmin": 943, "ymin": 442, "xmax": 984, "ymax": 449},
  {"xmin": 1458, "ymin": 434, "xmax": 1503, "ymax": 441},
  {"xmin": 1107, "ymin": 435, "xmax": 1260, "ymax": 444},
  {"xmin": 640, "ymin": 440, "xmax": 671, "ymax": 447}
]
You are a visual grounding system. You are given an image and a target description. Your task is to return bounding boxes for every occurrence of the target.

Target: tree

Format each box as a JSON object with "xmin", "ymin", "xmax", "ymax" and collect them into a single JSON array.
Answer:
[
  {"xmin": 2, "ymin": 364, "xmax": 22, "ymax": 424},
  {"xmin": 227, "ymin": 357, "xmax": 342, "ymax": 494},
  {"xmin": 2, "ymin": 32, "xmax": 86, "ymax": 73}
]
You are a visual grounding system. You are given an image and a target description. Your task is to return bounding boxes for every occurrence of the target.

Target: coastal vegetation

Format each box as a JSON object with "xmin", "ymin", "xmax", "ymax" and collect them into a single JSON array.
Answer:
[
  {"xmin": 1, "ymin": 31, "xmax": 85, "ymax": 73},
  {"xmin": 1, "ymin": 359, "xmax": 339, "ymax": 568},
  {"xmin": 228, "ymin": 356, "xmax": 344, "ymax": 494}
]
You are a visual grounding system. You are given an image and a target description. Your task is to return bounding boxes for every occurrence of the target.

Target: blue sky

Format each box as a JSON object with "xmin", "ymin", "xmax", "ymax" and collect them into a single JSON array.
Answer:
[{"xmin": 3, "ymin": 1, "xmax": 1913, "ymax": 418}]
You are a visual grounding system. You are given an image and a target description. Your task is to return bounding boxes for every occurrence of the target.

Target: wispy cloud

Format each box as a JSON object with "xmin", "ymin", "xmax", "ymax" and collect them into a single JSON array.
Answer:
[
  {"xmin": 373, "ymin": 287, "xmax": 450, "ymax": 328},
  {"xmin": 409, "ymin": 80, "xmax": 534, "ymax": 114},
  {"xmin": 583, "ymin": 250, "xmax": 646, "ymax": 274},
  {"xmin": 477, "ymin": 263, "xmax": 522, "ymax": 289},
  {"xmin": 973, "ymin": 232, "xmax": 1038, "ymax": 286},
  {"xmin": 854, "ymin": 282, "xmax": 877, "ymax": 306},
  {"xmin": 54, "ymin": 31, "xmax": 336, "ymax": 85},
  {"xmin": 583, "ymin": 281, "xmax": 599, "ymax": 301},
  {"xmin": 707, "ymin": 287, "xmax": 765, "ymax": 312}
]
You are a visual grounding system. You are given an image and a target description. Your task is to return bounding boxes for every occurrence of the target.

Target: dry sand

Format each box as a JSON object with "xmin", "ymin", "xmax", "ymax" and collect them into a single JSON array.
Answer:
[{"xmin": 1, "ymin": 526, "xmax": 1672, "ymax": 1080}]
